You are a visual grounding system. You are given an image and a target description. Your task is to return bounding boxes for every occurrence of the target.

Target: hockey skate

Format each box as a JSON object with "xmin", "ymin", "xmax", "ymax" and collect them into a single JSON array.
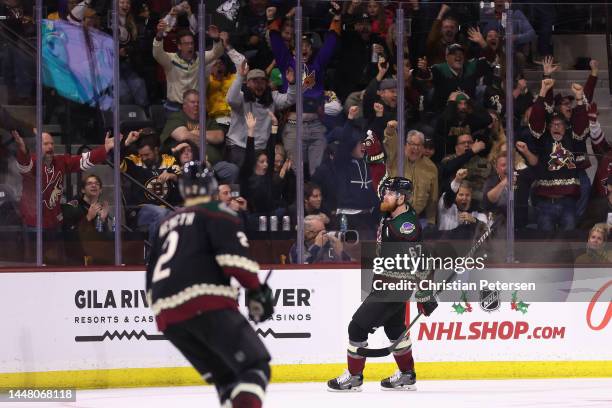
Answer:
[
  {"xmin": 327, "ymin": 370, "xmax": 363, "ymax": 392},
  {"xmin": 380, "ymin": 370, "xmax": 417, "ymax": 391}
]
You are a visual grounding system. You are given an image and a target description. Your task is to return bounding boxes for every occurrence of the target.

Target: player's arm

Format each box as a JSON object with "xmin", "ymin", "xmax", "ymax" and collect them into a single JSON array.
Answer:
[
  {"xmin": 209, "ymin": 212, "xmax": 261, "ymax": 289},
  {"xmin": 208, "ymin": 212, "xmax": 274, "ymax": 322}
]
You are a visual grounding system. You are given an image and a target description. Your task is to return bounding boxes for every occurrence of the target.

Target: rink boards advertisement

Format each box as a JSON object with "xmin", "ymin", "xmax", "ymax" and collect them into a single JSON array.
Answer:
[{"xmin": 0, "ymin": 268, "xmax": 610, "ymax": 387}]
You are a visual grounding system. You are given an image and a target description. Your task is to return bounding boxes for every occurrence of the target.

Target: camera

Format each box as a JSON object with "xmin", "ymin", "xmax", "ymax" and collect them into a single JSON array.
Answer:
[
  {"xmin": 229, "ymin": 184, "xmax": 241, "ymax": 199},
  {"xmin": 326, "ymin": 230, "xmax": 359, "ymax": 245}
]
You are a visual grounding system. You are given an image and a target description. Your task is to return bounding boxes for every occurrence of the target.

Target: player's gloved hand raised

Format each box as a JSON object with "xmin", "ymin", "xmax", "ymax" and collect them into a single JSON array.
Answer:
[
  {"xmin": 417, "ymin": 300, "xmax": 438, "ymax": 317},
  {"xmin": 246, "ymin": 284, "xmax": 274, "ymax": 323}
]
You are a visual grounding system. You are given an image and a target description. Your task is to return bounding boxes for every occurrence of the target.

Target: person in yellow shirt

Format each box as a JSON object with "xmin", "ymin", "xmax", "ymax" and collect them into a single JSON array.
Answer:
[{"xmin": 206, "ymin": 54, "xmax": 235, "ymax": 137}]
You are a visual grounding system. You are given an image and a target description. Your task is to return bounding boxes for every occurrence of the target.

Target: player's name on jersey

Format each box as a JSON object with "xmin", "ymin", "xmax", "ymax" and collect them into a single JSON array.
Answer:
[
  {"xmin": 372, "ymin": 279, "xmax": 537, "ymax": 292},
  {"xmin": 158, "ymin": 212, "xmax": 196, "ymax": 237}
]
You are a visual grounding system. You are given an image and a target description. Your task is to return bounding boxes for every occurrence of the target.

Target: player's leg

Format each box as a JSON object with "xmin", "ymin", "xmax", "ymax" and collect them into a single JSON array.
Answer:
[
  {"xmin": 327, "ymin": 297, "xmax": 405, "ymax": 391},
  {"xmin": 380, "ymin": 303, "xmax": 417, "ymax": 391},
  {"xmin": 189, "ymin": 309, "xmax": 271, "ymax": 408},
  {"xmin": 163, "ymin": 321, "xmax": 233, "ymax": 401}
]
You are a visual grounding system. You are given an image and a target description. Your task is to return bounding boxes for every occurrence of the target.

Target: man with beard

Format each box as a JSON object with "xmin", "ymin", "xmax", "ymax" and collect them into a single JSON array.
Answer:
[
  {"xmin": 327, "ymin": 176, "xmax": 437, "ymax": 392},
  {"xmin": 13, "ymin": 130, "xmax": 116, "ymax": 262},
  {"xmin": 438, "ymin": 168, "xmax": 487, "ymax": 234},
  {"xmin": 120, "ymin": 129, "xmax": 182, "ymax": 239},
  {"xmin": 435, "ymin": 91, "xmax": 492, "ymax": 163},
  {"xmin": 528, "ymin": 79, "xmax": 589, "ymax": 232},
  {"xmin": 416, "ymin": 43, "xmax": 495, "ymax": 112},
  {"xmin": 226, "ymin": 58, "xmax": 296, "ymax": 167}
]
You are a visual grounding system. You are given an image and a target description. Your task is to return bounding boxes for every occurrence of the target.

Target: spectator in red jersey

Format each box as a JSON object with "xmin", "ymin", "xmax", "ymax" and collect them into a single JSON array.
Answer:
[{"xmin": 12, "ymin": 130, "xmax": 116, "ymax": 263}]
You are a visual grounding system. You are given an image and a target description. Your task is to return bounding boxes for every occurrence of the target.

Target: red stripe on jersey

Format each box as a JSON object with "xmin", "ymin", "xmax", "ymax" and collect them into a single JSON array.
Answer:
[
  {"xmin": 223, "ymin": 267, "xmax": 260, "ymax": 289},
  {"xmin": 155, "ymin": 295, "xmax": 238, "ymax": 331}
]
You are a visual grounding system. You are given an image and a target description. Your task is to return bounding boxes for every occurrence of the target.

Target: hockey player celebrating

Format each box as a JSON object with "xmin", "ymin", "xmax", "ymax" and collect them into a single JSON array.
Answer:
[
  {"xmin": 327, "ymin": 177, "xmax": 438, "ymax": 392},
  {"xmin": 146, "ymin": 161, "xmax": 274, "ymax": 408}
]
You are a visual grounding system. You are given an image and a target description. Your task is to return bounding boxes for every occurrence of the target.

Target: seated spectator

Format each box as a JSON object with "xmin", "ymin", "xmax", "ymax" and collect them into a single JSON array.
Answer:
[
  {"xmin": 62, "ymin": 174, "xmax": 112, "ymax": 264},
  {"xmin": 226, "ymin": 59, "xmax": 296, "ymax": 167},
  {"xmin": 153, "ymin": 23, "xmax": 224, "ymax": 112},
  {"xmin": 440, "ymin": 133, "xmax": 490, "ymax": 205},
  {"xmin": 238, "ymin": 113, "xmax": 289, "ymax": 229},
  {"xmin": 438, "ymin": 169, "xmax": 488, "ymax": 236},
  {"xmin": 217, "ymin": 183, "xmax": 249, "ymax": 227},
  {"xmin": 289, "ymin": 215, "xmax": 351, "ymax": 264},
  {"xmin": 271, "ymin": 143, "xmax": 296, "ymax": 211},
  {"xmin": 12, "ymin": 130, "xmax": 115, "ymax": 263},
  {"xmin": 171, "ymin": 141, "xmax": 238, "ymax": 184},
  {"xmin": 574, "ymin": 224, "xmax": 611, "ymax": 264},
  {"xmin": 385, "ymin": 127, "xmax": 438, "ymax": 228},
  {"xmin": 289, "ymin": 182, "xmax": 331, "ymax": 227},
  {"xmin": 422, "ymin": 137, "xmax": 435, "ymax": 160},
  {"xmin": 120, "ymin": 129, "xmax": 182, "ymax": 238},
  {"xmin": 333, "ymin": 107, "xmax": 380, "ymax": 239},
  {"xmin": 415, "ymin": 42, "xmax": 494, "ymax": 112},
  {"xmin": 528, "ymin": 79, "xmax": 588, "ymax": 232},
  {"xmin": 161, "ymin": 89, "xmax": 225, "ymax": 165},
  {"xmin": 434, "ymin": 91, "xmax": 492, "ymax": 162}
]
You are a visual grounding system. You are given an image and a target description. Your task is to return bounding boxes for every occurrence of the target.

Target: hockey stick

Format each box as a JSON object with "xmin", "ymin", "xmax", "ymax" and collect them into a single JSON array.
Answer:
[{"xmin": 356, "ymin": 218, "xmax": 499, "ymax": 358}]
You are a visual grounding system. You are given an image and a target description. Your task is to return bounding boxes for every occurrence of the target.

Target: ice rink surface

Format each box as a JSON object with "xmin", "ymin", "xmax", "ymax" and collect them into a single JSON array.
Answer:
[{"xmin": 16, "ymin": 378, "xmax": 612, "ymax": 408}]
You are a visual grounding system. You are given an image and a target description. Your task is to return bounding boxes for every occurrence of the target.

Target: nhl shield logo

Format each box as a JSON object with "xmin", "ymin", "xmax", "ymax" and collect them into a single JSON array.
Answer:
[{"xmin": 480, "ymin": 289, "xmax": 500, "ymax": 312}]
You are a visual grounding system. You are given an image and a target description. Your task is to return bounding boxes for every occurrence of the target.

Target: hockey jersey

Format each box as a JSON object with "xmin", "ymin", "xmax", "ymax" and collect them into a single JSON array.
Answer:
[
  {"xmin": 146, "ymin": 199, "xmax": 261, "ymax": 331},
  {"xmin": 15, "ymin": 147, "xmax": 107, "ymax": 228}
]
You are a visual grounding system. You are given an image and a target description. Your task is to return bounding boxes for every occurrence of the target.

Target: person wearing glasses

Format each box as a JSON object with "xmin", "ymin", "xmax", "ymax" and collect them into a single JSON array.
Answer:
[{"xmin": 385, "ymin": 127, "xmax": 438, "ymax": 229}]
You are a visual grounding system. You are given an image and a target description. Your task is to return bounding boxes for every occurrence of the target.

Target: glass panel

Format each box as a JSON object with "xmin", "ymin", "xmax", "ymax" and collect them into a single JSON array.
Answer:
[
  {"xmin": 37, "ymin": 0, "xmax": 116, "ymax": 265},
  {"xmin": 1, "ymin": 0, "xmax": 606, "ymax": 269},
  {"xmin": 0, "ymin": 0, "xmax": 36, "ymax": 265}
]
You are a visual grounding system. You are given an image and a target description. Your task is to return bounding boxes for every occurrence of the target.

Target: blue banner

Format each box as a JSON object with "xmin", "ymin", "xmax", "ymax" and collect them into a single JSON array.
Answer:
[{"xmin": 42, "ymin": 19, "xmax": 114, "ymax": 110}]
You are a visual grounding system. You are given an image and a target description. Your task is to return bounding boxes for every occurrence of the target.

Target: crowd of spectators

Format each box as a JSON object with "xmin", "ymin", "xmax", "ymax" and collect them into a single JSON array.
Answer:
[{"xmin": 0, "ymin": 0, "xmax": 611, "ymax": 265}]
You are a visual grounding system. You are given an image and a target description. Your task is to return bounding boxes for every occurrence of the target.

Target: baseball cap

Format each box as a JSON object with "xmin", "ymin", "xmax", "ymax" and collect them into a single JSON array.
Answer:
[
  {"xmin": 446, "ymin": 43, "xmax": 465, "ymax": 55},
  {"xmin": 424, "ymin": 137, "xmax": 435, "ymax": 149},
  {"xmin": 379, "ymin": 78, "xmax": 397, "ymax": 91},
  {"xmin": 246, "ymin": 69, "xmax": 267, "ymax": 81}
]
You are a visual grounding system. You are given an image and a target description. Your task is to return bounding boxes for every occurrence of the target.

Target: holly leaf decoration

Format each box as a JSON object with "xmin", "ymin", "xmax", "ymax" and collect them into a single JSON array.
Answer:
[
  {"xmin": 452, "ymin": 303, "xmax": 466, "ymax": 314},
  {"xmin": 517, "ymin": 301, "xmax": 530, "ymax": 314}
]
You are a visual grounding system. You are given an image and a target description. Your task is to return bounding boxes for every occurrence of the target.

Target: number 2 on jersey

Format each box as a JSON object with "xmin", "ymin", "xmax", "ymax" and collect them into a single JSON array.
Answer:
[{"xmin": 152, "ymin": 230, "xmax": 179, "ymax": 283}]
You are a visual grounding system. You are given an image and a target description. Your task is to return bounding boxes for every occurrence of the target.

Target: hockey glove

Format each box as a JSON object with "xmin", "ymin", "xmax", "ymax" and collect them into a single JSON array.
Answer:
[
  {"xmin": 417, "ymin": 299, "xmax": 438, "ymax": 317},
  {"xmin": 246, "ymin": 283, "xmax": 274, "ymax": 323}
]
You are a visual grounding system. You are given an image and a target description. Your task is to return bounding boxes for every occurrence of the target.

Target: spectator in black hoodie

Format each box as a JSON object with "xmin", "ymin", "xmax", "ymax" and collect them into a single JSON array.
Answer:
[
  {"xmin": 239, "ymin": 112, "xmax": 292, "ymax": 230},
  {"xmin": 333, "ymin": 106, "xmax": 379, "ymax": 239}
]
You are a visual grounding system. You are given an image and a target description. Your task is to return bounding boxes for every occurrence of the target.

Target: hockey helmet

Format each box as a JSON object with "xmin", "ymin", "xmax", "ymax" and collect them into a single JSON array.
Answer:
[
  {"xmin": 179, "ymin": 161, "xmax": 218, "ymax": 199},
  {"xmin": 379, "ymin": 176, "xmax": 413, "ymax": 199}
]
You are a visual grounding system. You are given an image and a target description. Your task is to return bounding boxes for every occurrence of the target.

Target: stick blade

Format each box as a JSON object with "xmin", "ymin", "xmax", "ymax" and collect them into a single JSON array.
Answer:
[{"xmin": 356, "ymin": 346, "xmax": 391, "ymax": 358}]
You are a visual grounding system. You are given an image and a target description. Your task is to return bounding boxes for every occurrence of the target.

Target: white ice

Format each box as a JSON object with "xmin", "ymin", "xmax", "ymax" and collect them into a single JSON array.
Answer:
[{"xmin": 14, "ymin": 378, "xmax": 612, "ymax": 408}]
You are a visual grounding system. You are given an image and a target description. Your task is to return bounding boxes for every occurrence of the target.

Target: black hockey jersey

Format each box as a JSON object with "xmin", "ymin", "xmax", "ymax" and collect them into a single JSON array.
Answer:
[{"xmin": 145, "ymin": 199, "xmax": 260, "ymax": 330}]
